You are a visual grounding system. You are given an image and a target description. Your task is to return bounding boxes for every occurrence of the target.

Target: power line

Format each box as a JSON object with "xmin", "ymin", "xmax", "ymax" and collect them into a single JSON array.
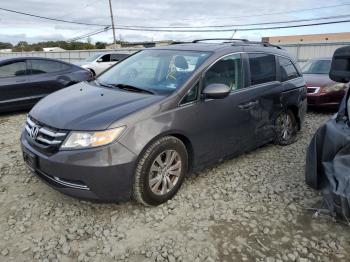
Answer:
[
  {"xmin": 68, "ymin": 27, "xmax": 111, "ymax": 42},
  {"xmin": 0, "ymin": 7, "xmax": 109, "ymax": 27},
  {"xmin": 2, "ymin": 4, "xmax": 350, "ymax": 30},
  {"xmin": 117, "ymin": 14, "xmax": 350, "ymax": 29},
  {"xmin": 2, "ymin": 5, "xmax": 350, "ymax": 35},
  {"xmin": 113, "ymin": 19, "xmax": 350, "ymax": 32},
  {"xmin": 188, "ymin": 2, "xmax": 350, "ymax": 21},
  {"xmin": 66, "ymin": 19, "xmax": 350, "ymax": 36}
]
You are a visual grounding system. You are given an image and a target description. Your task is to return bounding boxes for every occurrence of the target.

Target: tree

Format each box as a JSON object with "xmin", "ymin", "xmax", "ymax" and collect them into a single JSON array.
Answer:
[
  {"xmin": 95, "ymin": 42, "xmax": 107, "ymax": 49},
  {"xmin": 0, "ymin": 42, "xmax": 13, "ymax": 49},
  {"xmin": 9, "ymin": 40, "xmax": 117, "ymax": 51}
]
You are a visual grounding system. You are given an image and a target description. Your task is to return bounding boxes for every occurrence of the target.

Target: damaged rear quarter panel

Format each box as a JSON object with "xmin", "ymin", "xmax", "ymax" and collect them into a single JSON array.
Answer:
[{"xmin": 280, "ymin": 77, "xmax": 307, "ymax": 128}]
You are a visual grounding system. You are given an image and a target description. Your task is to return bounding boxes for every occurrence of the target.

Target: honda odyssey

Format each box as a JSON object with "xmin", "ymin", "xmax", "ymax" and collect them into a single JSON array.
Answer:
[{"xmin": 21, "ymin": 39, "xmax": 307, "ymax": 206}]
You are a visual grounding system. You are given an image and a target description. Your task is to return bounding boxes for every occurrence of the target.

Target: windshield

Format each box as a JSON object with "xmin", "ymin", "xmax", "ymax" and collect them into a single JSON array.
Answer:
[
  {"xmin": 98, "ymin": 49, "xmax": 211, "ymax": 95},
  {"xmin": 302, "ymin": 59, "xmax": 331, "ymax": 74},
  {"xmin": 85, "ymin": 53, "xmax": 101, "ymax": 62}
]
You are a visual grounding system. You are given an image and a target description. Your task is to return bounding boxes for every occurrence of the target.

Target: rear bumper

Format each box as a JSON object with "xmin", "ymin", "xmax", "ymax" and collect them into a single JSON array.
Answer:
[{"xmin": 20, "ymin": 132, "xmax": 137, "ymax": 202}]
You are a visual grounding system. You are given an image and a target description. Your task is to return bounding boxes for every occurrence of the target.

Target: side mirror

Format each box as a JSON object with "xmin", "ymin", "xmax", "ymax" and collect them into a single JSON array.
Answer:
[
  {"xmin": 330, "ymin": 46, "xmax": 350, "ymax": 83},
  {"xmin": 202, "ymin": 83, "xmax": 230, "ymax": 99},
  {"xmin": 97, "ymin": 58, "xmax": 103, "ymax": 63}
]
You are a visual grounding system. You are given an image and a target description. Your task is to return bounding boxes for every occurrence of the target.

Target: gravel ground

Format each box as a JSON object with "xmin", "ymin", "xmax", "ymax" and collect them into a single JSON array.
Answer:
[{"xmin": 0, "ymin": 111, "xmax": 350, "ymax": 262}]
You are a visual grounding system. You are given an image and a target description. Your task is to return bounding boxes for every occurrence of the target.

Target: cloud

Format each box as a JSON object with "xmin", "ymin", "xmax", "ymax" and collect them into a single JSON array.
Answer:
[{"xmin": 0, "ymin": 0, "xmax": 349, "ymax": 44}]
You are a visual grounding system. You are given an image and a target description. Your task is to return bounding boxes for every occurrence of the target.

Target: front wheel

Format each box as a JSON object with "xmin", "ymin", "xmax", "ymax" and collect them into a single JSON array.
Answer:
[
  {"xmin": 88, "ymin": 68, "xmax": 96, "ymax": 77},
  {"xmin": 274, "ymin": 110, "xmax": 298, "ymax": 146},
  {"xmin": 133, "ymin": 136, "xmax": 188, "ymax": 206}
]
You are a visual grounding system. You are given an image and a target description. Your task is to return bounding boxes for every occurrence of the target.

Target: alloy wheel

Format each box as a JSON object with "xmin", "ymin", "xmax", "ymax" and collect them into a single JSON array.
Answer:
[
  {"xmin": 148, "ymin": 150, "xmax": 182, "ymax": 196},
  {"xmin": 278, "ymin": 113, "xmax": 294, "ymax": 141}
]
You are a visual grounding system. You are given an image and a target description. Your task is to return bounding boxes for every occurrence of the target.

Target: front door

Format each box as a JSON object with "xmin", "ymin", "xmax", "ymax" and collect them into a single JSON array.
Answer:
[
  {"xmin": 190, "ymin": 53, "xmax": 262, "ymax": 166},
  {"xmin": 95, "ymin": 54, "xmax": 113, "ymax": 75}
]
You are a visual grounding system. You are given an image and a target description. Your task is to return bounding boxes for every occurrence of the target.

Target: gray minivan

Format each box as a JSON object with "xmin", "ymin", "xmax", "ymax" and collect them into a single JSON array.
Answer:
[{"xmin": 21, "ymin": 39, "xmax": 307, "ymax": 206}]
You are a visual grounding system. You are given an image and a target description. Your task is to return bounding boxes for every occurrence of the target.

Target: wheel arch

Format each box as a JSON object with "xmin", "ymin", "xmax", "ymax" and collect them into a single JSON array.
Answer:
[
  {"xmin": 135, "ymin": 131, "xmax": 195, "ymax": 175},
  {"xmin": 87, "ymin": 68, "xmax": 96, "ymax": 76},
  {"xmin": 287, "ymin": 104, "xmax": 301, "ymax": 130}
]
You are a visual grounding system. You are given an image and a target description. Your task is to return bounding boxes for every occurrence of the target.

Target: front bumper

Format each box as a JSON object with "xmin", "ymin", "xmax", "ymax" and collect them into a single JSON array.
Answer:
[
  {"xmin": 20, "ymin": 132, "xmax": 137, "ymax": 202},
  {"xmin": 307, "ymin": 92, "xmax": 344, "ymax": 108}
]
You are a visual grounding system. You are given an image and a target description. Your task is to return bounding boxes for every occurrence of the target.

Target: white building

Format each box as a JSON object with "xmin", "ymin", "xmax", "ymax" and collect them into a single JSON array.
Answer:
[
  {"xmin": 43, "ymin": 47, "xmax": 66, "ymax": 52},
  {"xmin": 0, "ymin": 49, "xmax": 12, "ymax": 53}
]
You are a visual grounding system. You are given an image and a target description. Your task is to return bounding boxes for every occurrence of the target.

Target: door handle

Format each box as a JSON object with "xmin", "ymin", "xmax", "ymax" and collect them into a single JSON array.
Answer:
[{"xmin": 238, "ymin": 100, "xmax": 258, "ymax": 110}]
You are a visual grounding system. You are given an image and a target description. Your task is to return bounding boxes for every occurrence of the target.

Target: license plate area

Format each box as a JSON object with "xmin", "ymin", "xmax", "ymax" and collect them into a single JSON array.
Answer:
[{"xmin": 22, "ymin": 148, "xmax": 37, "ymax": 171}]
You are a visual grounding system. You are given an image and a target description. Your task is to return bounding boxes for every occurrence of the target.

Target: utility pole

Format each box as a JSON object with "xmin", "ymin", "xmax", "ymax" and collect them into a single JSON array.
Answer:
[{"xmin": 108, "ymin": 0, "xmax": 117, "ymax": 49}]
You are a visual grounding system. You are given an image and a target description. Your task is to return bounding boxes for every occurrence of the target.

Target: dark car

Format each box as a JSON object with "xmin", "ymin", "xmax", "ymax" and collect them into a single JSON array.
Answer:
[
  {"xmin": 21, "ymin": 39, "xmax": 307, "ymax": 206},
  {"xmin": 302, "ymin": 58, "xmax": 348, "ymax": 109},
  {"xmin": 0, "ymin": 57, "xmax": 92, "ymax": 112},
  {"xmin": 306, "ymin": 46, "xmax": 350, "ymax": 218}
]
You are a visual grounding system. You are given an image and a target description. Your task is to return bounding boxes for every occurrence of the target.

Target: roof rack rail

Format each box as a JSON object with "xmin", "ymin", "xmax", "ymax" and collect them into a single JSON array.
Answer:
[
  {"xmin": 170, "ymin": 41, "xmax": 191, "ymax": 45},
  {"xmin": 192, "ymin": 38, "xmax": 249, "ymax": 43},
  {"xmin": 234, "ymin": 41, "xmax": 283, "ymax": 50},
  {"xmin": 191, "ymin": 38, "xmax": 283, "ymax": 49}
]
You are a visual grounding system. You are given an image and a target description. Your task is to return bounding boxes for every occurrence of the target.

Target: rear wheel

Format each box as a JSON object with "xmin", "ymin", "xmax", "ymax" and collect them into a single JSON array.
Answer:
[
  {"xmin": 274, "ymin": 110, "xmax": 298, "ymax": 146},
  {"xmin": 133, "ymin": 136, "xmax": 188, "ymax": 206}
]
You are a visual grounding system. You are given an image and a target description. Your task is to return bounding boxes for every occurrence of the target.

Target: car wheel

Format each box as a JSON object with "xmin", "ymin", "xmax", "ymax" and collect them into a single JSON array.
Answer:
[
  {"xmin": 274, "ymin": 110, "xmax": 298, "ymax": 146},
  {"xmin": 133, "ymin": 136, "xmax": 188, "ymax": 206},
  {"xmin": 88, "ymin": 69, "xmax": 96, "ymax": 77}
]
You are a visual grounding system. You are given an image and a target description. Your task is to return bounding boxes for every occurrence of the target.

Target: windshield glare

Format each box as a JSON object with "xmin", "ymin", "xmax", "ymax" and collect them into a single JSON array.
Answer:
[
  {"xmin": 85, "ymin": 54, "xmax": 101, "ymax": 62},
  {"xmin": 98, "ymin": 50, "xmax": 211, "ymax": 95},
  {"xmin": 302, "ymin": 59, "xmax": 331, "ymax": 74}
]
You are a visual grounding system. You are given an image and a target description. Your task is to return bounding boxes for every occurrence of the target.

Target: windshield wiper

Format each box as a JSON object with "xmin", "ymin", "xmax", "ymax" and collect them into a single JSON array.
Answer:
[
  {"xmin": 94, "ymin": 79, "xmax": 114, "ymax": 88},
  {"xmin": 112, "ymin": 84, "xmax": 154, "ymax": 95}
]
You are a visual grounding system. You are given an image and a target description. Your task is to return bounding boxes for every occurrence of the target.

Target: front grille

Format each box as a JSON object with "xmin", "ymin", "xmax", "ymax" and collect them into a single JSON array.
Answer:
[
  {"xmin": 25, "ymin": 116, "xmax": 67, "ymax": 151},
  {"xmin": 307, "ymin": 87, "xmax": 320, "ymax": 94}
]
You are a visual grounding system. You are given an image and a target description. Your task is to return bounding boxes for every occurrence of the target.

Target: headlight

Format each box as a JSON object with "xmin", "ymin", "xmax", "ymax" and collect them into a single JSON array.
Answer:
[
  {"xmin": 61, "ymin": 126, "xmax": 126, "ymax": 150},
  {"xmin": 322, "ymin": 83, "xmax": 347, "ymax": 94}
]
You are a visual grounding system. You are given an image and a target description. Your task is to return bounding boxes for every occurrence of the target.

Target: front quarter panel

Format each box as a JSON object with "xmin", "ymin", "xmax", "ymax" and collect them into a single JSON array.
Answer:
[{"xmin": 117, "ymin": 102, "xmax": 207, "ymax": 169}]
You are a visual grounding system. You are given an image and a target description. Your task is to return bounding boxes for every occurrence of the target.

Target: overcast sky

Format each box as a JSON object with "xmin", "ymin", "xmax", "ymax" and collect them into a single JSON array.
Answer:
[{"xmin": 0, "ymin": 0, "xmax": 350, "ymax": 44}]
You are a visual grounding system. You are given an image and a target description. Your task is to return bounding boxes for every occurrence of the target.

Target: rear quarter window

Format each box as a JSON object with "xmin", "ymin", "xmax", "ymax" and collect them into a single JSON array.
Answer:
[
  {"xmin": 279, "ymin": 57, "xmax": 300, "ymax": 82},
  {"xmin": 30, "ymin": 60, "xmax": 71, "ymax": 74},
  {"xmin": 248, "ymin": 53, "xmax": 276, "ymax": 86}
]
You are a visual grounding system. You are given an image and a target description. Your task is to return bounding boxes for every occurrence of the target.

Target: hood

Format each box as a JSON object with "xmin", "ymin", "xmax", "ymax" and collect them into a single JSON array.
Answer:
[
  {"xmin": 73, "ymin": 61, "xmax": 88, "ymax": 67},
  {"xmin": 30, "ymin": 82, "xmax": 164, "ymax": 131},
  {"xmin": 303, "ymin": 73, "xmax": 335, "ymax": 87}
]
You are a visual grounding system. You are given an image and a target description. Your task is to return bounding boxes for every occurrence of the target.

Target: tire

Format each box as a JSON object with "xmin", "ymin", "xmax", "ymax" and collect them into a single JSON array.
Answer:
[
  {"xmin": 88, "ymin": 69, "xmax": 96, "ymax": 77},
  {"xmin": 133, "ymin": 136, "xmax": 188, "ymax": 206},
  {"xmin": 274, "ymin": 110, "xmax": 298, "ymax": 146}
]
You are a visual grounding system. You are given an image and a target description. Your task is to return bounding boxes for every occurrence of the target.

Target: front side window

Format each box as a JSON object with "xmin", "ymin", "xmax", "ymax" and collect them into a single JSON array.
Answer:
[
  {"xmin": 279, "ymin": 57, "xmax": 300, "ymax": 81},
  {"xmin": 204, "ymin": 54, "xmax": 243, "ymax": 91},
  {"xmin": 302, "ymin": 59, "xmax": 331, "ymax": 74},
  {"xmin": 248, "ymin": 53, "xmax": 276, "ymax": 85},
  {"xmin": 0, "ymin": 61, "xmax": 26, "ymax": 78},
  {"xmin": 98, "ymin": 50, "xmax": 211, "ymax": 95},
  {"xmin": 100, "ymin": 54, "xmax": 111, "ymax": 62},
  {"xmin": 30, "ymin": 60, "xmax": 70, "ymax": 74}
]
